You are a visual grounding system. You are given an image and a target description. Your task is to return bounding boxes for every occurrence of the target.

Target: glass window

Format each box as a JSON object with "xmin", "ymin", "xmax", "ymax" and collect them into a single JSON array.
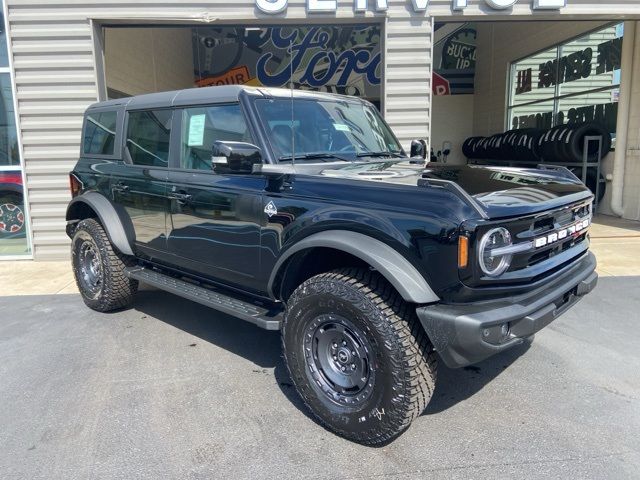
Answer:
[
  {"xmin": 508, "ymin": 23, "xmax": 623, "ymax": 140},
  {"xmin": 0, "ymin": 74, "xmax": 20, "ymax": 167},
  {"xmin": 0, "ymin": 2, "xmax": 9, "ymax": 68},
  {"xmin": 180, "ymin": 104, "xmax": 252, "ymax": 171},
  {"xmin": 83, "ymin": 111, "xmax": 117, "ymax": 156},
  {"xmin": 126, "ymin": 109, "xmax": 172, "ymax": 167}
]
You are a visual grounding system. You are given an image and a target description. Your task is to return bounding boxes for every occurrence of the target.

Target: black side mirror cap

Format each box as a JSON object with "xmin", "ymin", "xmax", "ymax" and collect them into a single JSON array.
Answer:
[
  {"xmin": 212, "ymin": 141, "xmax": 262, "ymax": 174},
  {"xmin": 410, "ymin": 139, "xmax": 427, "ymax": 159}
]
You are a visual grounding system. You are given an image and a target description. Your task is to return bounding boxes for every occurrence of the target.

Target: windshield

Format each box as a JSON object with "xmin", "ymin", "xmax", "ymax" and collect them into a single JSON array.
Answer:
[{"xmin": 255, "ymin": 98, "xmax": 404, "ymax": 162}]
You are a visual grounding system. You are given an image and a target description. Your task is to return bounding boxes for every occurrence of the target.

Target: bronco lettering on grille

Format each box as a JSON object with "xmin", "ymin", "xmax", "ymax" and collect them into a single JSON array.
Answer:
[{"xmin": 533, "ymin": 218, "xmax": 590, "ymax": 249}]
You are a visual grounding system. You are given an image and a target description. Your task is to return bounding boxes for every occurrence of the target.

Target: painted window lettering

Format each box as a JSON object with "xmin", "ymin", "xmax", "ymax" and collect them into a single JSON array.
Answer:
[
  {"xmin": 256, "ymin": 0, "xmax": 567, "ymax": 14},
  {"xmin": 256, "ymin": 27, "xmax": 381, "ymax": 88}
]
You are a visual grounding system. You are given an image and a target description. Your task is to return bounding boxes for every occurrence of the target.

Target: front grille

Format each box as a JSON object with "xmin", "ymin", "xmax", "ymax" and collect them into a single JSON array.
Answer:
[{"xmin": 507, "ymin": 201, "xmax": 591, "ymax": 271}]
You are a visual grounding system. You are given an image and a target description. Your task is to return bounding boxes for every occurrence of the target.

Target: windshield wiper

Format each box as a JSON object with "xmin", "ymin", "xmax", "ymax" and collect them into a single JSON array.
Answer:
[
  {"xmin": 278, "ymin": 152, "xmax": 353, "ymax": 163},
  {"xmin": 356, "ymin": 151, "xmax": 405, "ymax": 159}
]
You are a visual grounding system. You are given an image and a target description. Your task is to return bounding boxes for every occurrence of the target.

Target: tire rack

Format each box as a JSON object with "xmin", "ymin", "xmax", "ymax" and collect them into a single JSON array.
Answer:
[{"xmin": 467, "ymin": 135, "xmax": 605, "ymax": 212}]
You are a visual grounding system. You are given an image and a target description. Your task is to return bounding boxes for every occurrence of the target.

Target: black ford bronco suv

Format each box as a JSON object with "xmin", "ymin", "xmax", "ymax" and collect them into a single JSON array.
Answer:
[{"xmin": 67, "ymin": 86, "xmax": 597, "ymax": 445}]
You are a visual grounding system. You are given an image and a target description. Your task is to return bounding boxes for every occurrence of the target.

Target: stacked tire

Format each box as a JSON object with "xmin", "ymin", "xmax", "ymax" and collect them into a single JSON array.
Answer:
[
  {"xmin": 463, "ymin": 122, "xmax": 611, "ymax": 164},
  {"xmin": 462, "ymin": 122, "xmax": 611, "ymax": 203},
  {"xmin": 536, "ymin": 122, "xmax": 612, "ymax": 164}
]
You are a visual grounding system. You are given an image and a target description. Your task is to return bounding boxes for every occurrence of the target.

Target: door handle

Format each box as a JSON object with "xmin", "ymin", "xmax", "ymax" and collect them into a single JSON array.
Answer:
[
  {"xmin": 169, "ymin": 192, "xmax": 193, "ymax": 204},
  {"xmin": 112, "ymin": 183, "xmax": 129, "ymax": 194}
]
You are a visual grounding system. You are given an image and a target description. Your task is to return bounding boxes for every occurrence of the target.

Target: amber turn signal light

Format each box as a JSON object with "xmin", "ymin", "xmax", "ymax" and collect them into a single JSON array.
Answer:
[
  {"xmin": 69, "ymin": 173, "xmax": 83, "ymax": 198},
  {"xmin": 458, "ymin": 235, "xmax": 469, "ymax": 269}
]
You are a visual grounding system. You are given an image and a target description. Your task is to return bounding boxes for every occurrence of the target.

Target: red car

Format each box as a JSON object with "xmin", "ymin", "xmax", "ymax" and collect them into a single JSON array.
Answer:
[{"xmin": 0, "ymin": 171, "xmax": 26, "ymax": 237}]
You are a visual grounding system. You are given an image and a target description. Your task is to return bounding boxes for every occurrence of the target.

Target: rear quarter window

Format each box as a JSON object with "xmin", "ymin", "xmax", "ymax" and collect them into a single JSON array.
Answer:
[{"xmin": 83, "ymin": 111, "xmax": 117, "ymax": 156}]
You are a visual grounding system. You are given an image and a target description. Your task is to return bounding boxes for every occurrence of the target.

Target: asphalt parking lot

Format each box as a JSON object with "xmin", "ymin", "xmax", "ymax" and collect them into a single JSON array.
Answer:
[{"xmin": 1, "ymin": 276, "xmax": 639, "ymax": 480}]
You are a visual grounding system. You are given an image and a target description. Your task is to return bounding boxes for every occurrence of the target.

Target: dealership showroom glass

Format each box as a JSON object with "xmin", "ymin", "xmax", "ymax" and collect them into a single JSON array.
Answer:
[{"xmin": 0, "ymin": 0, "xmax": 640, "ymax": 259}]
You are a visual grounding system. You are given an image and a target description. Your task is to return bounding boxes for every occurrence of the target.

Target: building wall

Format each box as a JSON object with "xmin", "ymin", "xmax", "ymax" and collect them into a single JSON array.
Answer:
[
  {"xmin": 431, "ymin": 94, "xmax": 475, "ymax": 165},
  {"xmin": 4, "ymin": 0, "xmax": 640, "ymax": 259},
  {"xmin": 5, "ymin": 1, "xmax": 432, "ymax": 259},
  {"xmin": 105, "ymin": 27, "xmax": 194, "ymax": 97},
  {"xmin": 621, "ymin": 22, "xmax": 640, "ymax": 220}
]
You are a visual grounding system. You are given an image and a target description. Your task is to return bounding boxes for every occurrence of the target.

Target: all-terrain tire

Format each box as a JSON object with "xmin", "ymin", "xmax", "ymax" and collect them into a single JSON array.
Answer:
[
  {"xmin": 71, "ymin": 218, "xmax": 138, "ymax": 312},
  {"xmin": 282, "ymin": 268, "xmax": 437, "ymax": 446}
]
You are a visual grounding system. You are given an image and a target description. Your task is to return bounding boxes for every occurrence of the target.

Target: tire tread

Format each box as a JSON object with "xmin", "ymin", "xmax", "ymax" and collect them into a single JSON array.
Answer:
[{"xmin": 283, "ymin": 267, "xmax": 437, "ymax": 445}]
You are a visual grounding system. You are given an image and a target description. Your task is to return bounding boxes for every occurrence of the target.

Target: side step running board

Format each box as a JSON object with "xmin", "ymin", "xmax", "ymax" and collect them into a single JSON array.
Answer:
[{"xmin": 125, "ymin": 267, "xmax": 282, "ymax": 330}]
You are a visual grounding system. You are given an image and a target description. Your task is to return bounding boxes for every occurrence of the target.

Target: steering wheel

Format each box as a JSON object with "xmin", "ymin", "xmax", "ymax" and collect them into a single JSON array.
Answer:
[{"xmin": 338, "ymin": 144, "xmax": 357, "ymax": 153}]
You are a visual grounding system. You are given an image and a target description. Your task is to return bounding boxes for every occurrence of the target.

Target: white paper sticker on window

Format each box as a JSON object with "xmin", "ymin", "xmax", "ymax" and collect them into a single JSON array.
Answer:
[
  {"xmin": 333, "ymin": 123, "xmax": 351, "ymax": 132},
  {"xmin": 188, "ymin": 114, "xmax": 206, "ymax": 146}
]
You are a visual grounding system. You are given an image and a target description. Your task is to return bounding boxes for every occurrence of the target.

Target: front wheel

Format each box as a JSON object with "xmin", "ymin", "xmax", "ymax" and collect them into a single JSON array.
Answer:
[
  {"xmin": 282, "ymin": 268, "xmax": 437, "ymax": 445},
  {"xmin": 71, "ymin": 218, "xmax": 138, "ymax": 312}
]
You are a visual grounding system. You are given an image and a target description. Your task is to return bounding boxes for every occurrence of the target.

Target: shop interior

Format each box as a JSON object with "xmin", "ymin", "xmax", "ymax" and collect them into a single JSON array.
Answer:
[
  {"xmin": 431, "ymin": 20, "xmax": 624, "ymax": 211},
  {"xmin": 101, "ymin": 20, "xmax": 625, "ymax": 212}
]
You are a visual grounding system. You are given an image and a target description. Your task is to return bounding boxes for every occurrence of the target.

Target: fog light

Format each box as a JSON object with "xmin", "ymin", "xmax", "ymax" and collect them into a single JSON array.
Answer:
[
  {"xmin": 482, "ymin": 323, "xmax": 511, "ymax": 345},
  {"xmin": 500, "ymin": 323, "xmax": 510, "ymax": 341}
]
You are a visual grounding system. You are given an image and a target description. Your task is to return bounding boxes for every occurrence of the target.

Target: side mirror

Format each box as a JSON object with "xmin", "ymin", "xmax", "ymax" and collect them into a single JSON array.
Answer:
[
  {"xmin": 410, "ymin": 139, "xmax": 427, "ymax": 159},
  {"xmin": 212, "ymin": 141, "xmax": 262, "ymax": 174}
]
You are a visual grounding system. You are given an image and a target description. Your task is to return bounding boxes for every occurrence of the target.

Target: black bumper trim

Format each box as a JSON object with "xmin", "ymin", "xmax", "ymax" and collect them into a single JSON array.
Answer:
[{"xmin": 416, "ymin": 252, "xmax": 597, "ymax": 368}]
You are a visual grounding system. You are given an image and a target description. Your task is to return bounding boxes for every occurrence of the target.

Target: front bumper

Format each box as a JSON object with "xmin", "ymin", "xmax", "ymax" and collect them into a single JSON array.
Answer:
[{"xmin": 416, "ymin": 251, "xmax": 598, "ymax": 368}]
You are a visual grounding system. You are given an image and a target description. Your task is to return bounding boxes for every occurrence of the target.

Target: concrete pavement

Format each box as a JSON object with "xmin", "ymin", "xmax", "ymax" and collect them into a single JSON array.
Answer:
[
  {"xmin": 0, "ymin": 276, "xmax": 638, "ymax": 479},
  {"xmin": 1, "ymin": 213, "xmax": 639, "ymax": 479}
]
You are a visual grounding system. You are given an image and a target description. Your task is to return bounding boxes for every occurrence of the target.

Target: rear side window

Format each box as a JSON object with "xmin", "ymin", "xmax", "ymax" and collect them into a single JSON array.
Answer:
[
  {"xmin": 83, "ymin": 111, "xmax": 117, "ymax": 155},
  {"xmin": 126, "ymin": 109, "xmax": 172, "ymax": 167}
]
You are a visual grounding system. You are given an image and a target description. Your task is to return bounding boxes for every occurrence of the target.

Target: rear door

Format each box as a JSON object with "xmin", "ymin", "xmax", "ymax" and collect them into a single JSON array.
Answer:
[
  {"xmin": 110, "ymin": 108, "xmax": 173, "ymax": 259},
  {"xmin": 165, "ymin": 103, "xmax": 264, "ymax": 292}
]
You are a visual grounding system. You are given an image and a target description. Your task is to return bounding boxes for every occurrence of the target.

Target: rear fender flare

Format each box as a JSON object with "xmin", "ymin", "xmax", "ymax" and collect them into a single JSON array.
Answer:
[
  {"xmin": 269, "ymin": 230, "xmax": 439, "ymax": 304},
  {"xmin": 66, "ymin": 192, "xmax": 135, "ymax": 256}
]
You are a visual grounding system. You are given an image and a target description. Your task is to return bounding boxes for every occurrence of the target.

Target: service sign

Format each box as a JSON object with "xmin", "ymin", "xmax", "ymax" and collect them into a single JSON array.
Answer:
[{"xmin": 255, "ymin": 0, "xmax": 567, "ymax": 14}]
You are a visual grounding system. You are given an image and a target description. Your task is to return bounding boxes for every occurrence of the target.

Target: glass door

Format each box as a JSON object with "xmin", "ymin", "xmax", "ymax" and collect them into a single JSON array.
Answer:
[{"xmin": 0, "ymin": 0, "xmax": 31, "ymax": 256}]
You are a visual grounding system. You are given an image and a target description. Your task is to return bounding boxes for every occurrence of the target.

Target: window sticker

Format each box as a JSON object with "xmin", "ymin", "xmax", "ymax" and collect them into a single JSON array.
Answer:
[
  {"xmin": 333, "ymin": 123, "xmax": 351, "ymax": 132},
  {"xmin": 188, "ymin": 114, "xmax": 206, "ymax": 146}
]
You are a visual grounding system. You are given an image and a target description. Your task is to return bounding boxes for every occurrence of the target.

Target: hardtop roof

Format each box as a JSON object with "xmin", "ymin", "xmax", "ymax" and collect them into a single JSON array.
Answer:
[{"xmin": 85, "ymin": 85, "xmax": 365, "ymax": 112}]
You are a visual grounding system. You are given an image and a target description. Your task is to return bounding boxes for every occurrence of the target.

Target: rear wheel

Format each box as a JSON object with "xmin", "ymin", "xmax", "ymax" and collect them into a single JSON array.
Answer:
[
  {"xmin": 0, "ymin": 194, "xmax": 25, "ymax": 237},
  {"xmin": 282, "ymin": 268, "xmax": 437, "ymax": 445},
  {"xmin": 71, "ymin": 218, "xmax": 138, "ymax": 312}
]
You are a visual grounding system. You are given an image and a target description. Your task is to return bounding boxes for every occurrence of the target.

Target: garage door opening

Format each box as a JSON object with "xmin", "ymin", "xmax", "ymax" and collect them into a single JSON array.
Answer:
[
  {"xmin": 102, "ymin": 24, "xmax": 382, "ymax": 108},
  {"xmin": 430, "ymin": 20, "xmax": 625, "ymax": 210}
]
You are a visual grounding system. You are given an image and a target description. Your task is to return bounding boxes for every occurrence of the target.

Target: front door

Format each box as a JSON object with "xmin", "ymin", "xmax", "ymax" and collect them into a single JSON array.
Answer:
[
  {"xmin": 110, "ymin": 108, "xmax": 173, "ymax": 259},
  {"xmin": 165, "ymin": 103, "xmax": 264, "ymax": 292}
]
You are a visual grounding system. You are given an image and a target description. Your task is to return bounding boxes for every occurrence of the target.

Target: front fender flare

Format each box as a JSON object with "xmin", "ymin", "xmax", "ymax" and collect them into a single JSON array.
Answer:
[
  {"xmin": 269, "ymin": 230, "xmax": 439, "ymax": 304},
  {"xmin": 66, "ymin": 192, "xmax": 135, "ymax": 256}
]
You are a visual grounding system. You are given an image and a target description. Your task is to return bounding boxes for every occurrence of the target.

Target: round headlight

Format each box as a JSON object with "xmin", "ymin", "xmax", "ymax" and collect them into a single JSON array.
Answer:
[{"xmin": 478, "ymin": 227, "xmax": 512, "ymax": 277}]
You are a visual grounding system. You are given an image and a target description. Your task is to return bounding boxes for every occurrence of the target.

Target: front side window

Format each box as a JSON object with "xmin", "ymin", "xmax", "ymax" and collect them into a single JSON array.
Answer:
[
  {"xmin": 83, "ymin": 111, "xmax": 117, "ymax": 155},
  {"xmin": 180, "ymin": 104, "xmax": 253, "ymax": 171},
  {"xmin": 255, "ymin": 98, "xmax": 402, "ymax": 161},
  {"xmin": 126, "ymin": 109, "xmax": 172, "ymax": 167}
]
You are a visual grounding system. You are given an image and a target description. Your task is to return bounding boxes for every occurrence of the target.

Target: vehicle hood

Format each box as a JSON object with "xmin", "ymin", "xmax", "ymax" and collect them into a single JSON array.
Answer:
[{"xmin": 318, "ymin": 161, "xmax": 593, "ymax": 218}]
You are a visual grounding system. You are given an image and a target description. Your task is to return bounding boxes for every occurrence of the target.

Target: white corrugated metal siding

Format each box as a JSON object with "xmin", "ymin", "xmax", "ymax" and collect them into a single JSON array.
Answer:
[
  {"xmin": 5, "ymin": 0, "xmax": 432, "ymax": 260},
  {"xmin": 6, "ymin": 0, "xmax": 640, "ymax": 259}
]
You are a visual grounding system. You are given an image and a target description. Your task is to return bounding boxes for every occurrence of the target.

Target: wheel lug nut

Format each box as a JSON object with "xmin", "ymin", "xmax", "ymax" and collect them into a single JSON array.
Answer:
[
  {"xmin": 333, "ymin": 355, "xmax": 337, "ymax": 360},
  {"xmin": 342, "ymin": 340, "xmax": 347, "ymax": 346},
  {"xmin": 332, "ymin": 343, "xmax": 337, "ymax": 348},
  {"xmin": 351, "ymin": 351, "xmax": 356, "ymax": 356},
  {"xmin": 351, "ymin": 364, "xmax": 356, "ymax": 370},
  {"xmin": 341, "ymin": 366, "xmax": 346, "ymax": 372}
]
